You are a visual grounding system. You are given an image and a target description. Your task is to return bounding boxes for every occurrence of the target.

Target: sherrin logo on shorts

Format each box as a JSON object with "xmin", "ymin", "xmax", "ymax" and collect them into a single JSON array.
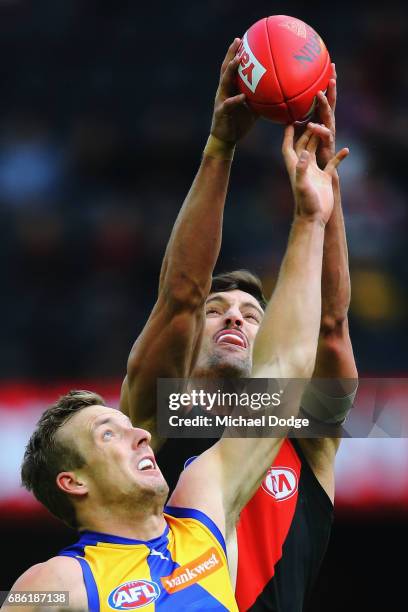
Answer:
[
  {"xmin": 262, "ymin": 467, "xmax": 298, "ymax": 501},
  {"xmin": 237, "ymin": 33, "xmax": 266, "ymax": 93},
  {"xmin": 108, "ymin": 579, "xmax": 160, "ymax": 609}
]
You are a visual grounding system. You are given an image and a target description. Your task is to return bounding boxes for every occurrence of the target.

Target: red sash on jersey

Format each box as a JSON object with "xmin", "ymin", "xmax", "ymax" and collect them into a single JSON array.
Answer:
[{"xmin": 235, "ymin": 439, "xmax": 301, "ymax": 611}]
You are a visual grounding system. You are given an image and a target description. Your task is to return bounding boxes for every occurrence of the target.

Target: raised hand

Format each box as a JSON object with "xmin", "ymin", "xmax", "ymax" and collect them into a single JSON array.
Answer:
[
  {"xmin": 307, "ymin": 63, "xmax": 337, "ymax": 168},
  {"xmin": 282, "ymin": 125, "xmax": 348, "ymax": 225},
  {"xmin": 210, "ymin": 39, "xmax": 258, "ymax": 144}
]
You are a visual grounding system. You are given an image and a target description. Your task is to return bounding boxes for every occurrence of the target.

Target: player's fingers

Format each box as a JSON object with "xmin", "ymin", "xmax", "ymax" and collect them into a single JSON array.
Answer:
[
  {"xmin": 316, "ymin": 90, "xmax": 334, "ymax": 130},
  {"xmin": 219, "ymin": 55, "xmax": 241, "ymax": 94},
  {"xmin": 224, "ymin": 96, "xmax": 258, "ymax": 121},
  {"xmin": 294, "ymin": 127, "xmax": 313, "ymax": 156},
  {"xmin": 220, "ymin": 38, "xmax": 241, "ymax": 76},
  {"xmin": 306, "ymin": 132, "xmax": 320, "ymax": 155},
  {"xmin": 222, "ymin": 93, "xmax": 246, "ymax": 110},
  {"xmin": 307, "ymin": 122, "xmax": 333, "ymax": 147},
  {"xmin": 325, "ymin": 147, "xmax": 349, "ymax": 173},
  {"xmin": 282, "ymin": 124, "xmax": 296, "ymax": 165},
  {"xmin": 296, "ymin": 150, "xmax": 310, "ymax": 181},
  {"xmin": 331, "ymin": 62, "xmax": 337, "ymax": 81},
  {"xmin": 326, "ymin": 78, "xmax": 337, "ymax": 113}
]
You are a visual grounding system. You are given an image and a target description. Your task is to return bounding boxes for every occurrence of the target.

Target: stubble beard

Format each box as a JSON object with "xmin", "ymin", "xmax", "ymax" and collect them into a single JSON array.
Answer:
[
  {"xmin": 194, "ymin": 350, "xmax": 252, "ymax": 379},
  {"xmin": 124, "ymin": 478, "xmax": 170, "ymax": 515}
]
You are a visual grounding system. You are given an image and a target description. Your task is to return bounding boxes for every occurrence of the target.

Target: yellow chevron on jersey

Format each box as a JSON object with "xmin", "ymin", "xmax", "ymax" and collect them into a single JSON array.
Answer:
[{"xmin": 58, "ymin": 505, "xmax": 238, "ymax": 611}]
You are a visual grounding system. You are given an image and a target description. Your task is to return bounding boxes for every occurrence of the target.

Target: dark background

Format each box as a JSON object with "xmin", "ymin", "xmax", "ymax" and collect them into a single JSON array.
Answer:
[{"xmin": 0, "ymin": 1, "xmax": 407, "ymax": 610}]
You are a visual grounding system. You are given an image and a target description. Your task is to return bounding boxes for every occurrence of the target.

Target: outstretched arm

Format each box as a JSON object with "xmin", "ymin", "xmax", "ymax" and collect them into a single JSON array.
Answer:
[
  {"xmin": 120, "ymin": 40, "xmax": 257, "ymax": 448},
  {"xmin": 170, "ymin": 129, "xmax": 349, "ymax": 538},
  {"xmin": 298, "ymin": 74, "xmax": 358, "ymax": 502}
]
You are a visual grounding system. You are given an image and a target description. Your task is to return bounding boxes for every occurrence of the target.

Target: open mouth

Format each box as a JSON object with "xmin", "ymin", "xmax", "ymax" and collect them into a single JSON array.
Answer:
[
  {"xmin": 214, "ymin": 330, "xmax": 247, "ymax": 349},
  {"xmin": 137, "ymin": 458, "xmax": 155, "ymax": 471}
]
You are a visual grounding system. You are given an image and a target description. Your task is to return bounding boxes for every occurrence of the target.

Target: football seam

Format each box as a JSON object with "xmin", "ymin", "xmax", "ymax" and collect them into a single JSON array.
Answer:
[
  {"xmin": 250, "ymin": 50, "xmax": 331, "ymax": 109},
  {"xmin": 264, "ymin": 17, "xmax": 285, "ymax": 106},
  {"xmin": 265, "ymin": 16, "xmax": 291, "ymax": 121},
  {"xmin": 266, "ymin": 21, "xmax": 330, "ymax": 121},
  {"xmin": 288, "ymin": 49, "xmax": 331, "ymax": 100}
]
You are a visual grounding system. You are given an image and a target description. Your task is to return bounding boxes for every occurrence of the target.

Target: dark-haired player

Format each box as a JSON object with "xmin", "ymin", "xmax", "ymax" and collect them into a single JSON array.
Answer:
[
  {"xmin": 7, "ymin": 125, "xmax": 348, "ymax": 611},
  {"xmin": 120, "ymin": 40, "xmax": 357, "ymax": 611}
]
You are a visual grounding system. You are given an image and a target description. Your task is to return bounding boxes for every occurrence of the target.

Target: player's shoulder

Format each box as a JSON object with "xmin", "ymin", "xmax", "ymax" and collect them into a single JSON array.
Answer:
[
  {"xmin": 12, "ymin": 555, "xmax": 82, "ymax": 590},
  {"xmin": 8, "ymin": 556, "xmax": 88, "ymax": 611},
  {"xmin": 168, "ymin": 443, "xmax": 227, "ymax": 540},
  {"xmin": 169, "ymin": 442, "xmax": 220, "ymax": 504}
]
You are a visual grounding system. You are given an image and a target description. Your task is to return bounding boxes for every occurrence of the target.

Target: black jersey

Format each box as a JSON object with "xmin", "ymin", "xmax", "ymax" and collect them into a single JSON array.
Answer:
[
  {"xmin": 236, "ymin": 439, "xmax": 333, "ymax": 611},
  {"xmin": 157, "ymin": 408, "xmax": 333, "ymax": 611}
]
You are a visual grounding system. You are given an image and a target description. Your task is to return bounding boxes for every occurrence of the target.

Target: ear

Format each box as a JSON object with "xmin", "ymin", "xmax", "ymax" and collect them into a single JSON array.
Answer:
[{"xmin": 56, "ymin": 472, "xmax": 88, "ymax": 497}]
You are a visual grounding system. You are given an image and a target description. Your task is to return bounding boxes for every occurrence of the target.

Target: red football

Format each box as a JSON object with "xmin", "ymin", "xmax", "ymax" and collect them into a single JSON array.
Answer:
[{"xmin": 236, "ymin": 15, "xmax": 332, "ymax": 123}]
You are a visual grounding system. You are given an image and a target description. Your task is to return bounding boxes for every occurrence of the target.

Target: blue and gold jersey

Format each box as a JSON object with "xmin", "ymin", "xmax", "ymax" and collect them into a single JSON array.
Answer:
[{"xmin": 58, "ymin": 506, "xmax": 237, "ymax": 612}]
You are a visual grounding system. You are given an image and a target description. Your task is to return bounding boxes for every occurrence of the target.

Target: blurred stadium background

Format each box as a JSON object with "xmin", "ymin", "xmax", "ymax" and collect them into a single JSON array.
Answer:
[{"xmin": 0, "ymin": 1, "xmax": 407, "ymax": 610}]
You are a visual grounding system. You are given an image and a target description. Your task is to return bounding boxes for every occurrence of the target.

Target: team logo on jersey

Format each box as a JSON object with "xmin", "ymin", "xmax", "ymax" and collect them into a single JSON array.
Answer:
[
  {"xmin": 108, "ymin": 580, "xmax": 160, "ymax": 609},
  {"xmin": 150, "ymin": 548, "xmax": 170, "ymax": 561},
  {"xmin": 237, "ymin": 33, "xmax": 267, "ymax": 93},
  {"xmin": 262, "ymin": 466, "xmax": 298, "ymax": 501}
]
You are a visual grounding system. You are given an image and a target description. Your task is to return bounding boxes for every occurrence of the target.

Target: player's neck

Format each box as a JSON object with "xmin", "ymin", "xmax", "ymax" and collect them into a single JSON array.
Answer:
[{"xmin": 78, "ymin": 502, "xmax": 167, "ymax": 541}]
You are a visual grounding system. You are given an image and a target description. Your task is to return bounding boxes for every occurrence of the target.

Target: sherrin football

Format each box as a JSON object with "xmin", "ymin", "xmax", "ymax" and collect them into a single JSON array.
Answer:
[{"xmin": 236, "ymin": 15, "xmax": 332, "ymax": 123}]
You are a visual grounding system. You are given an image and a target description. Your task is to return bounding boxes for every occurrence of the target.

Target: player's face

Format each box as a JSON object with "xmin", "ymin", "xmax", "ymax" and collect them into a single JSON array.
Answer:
[
  {"xmin": 60, "ymin": 406, "xmax": 168, "ymax": 506},
  {"xmin": 194, "ymin": 289, "xmax": 264, "ymax": 378}
]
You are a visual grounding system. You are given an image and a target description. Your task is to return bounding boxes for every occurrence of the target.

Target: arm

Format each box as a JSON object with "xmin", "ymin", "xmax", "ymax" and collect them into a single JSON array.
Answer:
[
  {"xmin": 3, "ymin": 557, "xmax": 87, "ymax": 612},
  {"xmin": 298, "ymin": 74, "xmax": 358, "ymax": 501},
  {"xmin": 120, "ymin": 40, "xmax": 257, "ymax": 448},
  {"xmin": 169, "ymin": 129, "xmax": 349, "ymax": 538}
]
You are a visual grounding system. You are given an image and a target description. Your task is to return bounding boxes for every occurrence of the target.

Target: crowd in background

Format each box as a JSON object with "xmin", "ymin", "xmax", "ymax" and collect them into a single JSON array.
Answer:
[
  {"xmin": 0, "ymin": 3, "xmax": 406, "ymax": 610},
  {"xmin": 0, "ymin": 0, "xmax": 407, "ymax": 380}
]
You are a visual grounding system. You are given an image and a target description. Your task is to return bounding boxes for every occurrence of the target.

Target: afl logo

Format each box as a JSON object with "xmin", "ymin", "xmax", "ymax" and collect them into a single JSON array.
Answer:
[
  {"xmin": 108, "ymin": 580, "xmax": 160, "ymax": 609},
  {"xmin": 262, "ymin": 467, "xmax": 298, "ymax": 501}
]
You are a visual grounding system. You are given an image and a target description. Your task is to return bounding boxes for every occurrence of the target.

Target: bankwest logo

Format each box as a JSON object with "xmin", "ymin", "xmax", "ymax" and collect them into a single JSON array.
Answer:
[
  {"xmin": 108, "ymin": 579, "xmax": 160, "ymax": 609},
  {"xmin": 262, "ymin": 467, "xmax": 298, "ymax": 501},
  {"xmin": 237, "ymin": 33, "xmax": 267, "ymax": 93},
  {"xmin": 161, "ymin": 547, "xmax": 222, "ymax": 594}
]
